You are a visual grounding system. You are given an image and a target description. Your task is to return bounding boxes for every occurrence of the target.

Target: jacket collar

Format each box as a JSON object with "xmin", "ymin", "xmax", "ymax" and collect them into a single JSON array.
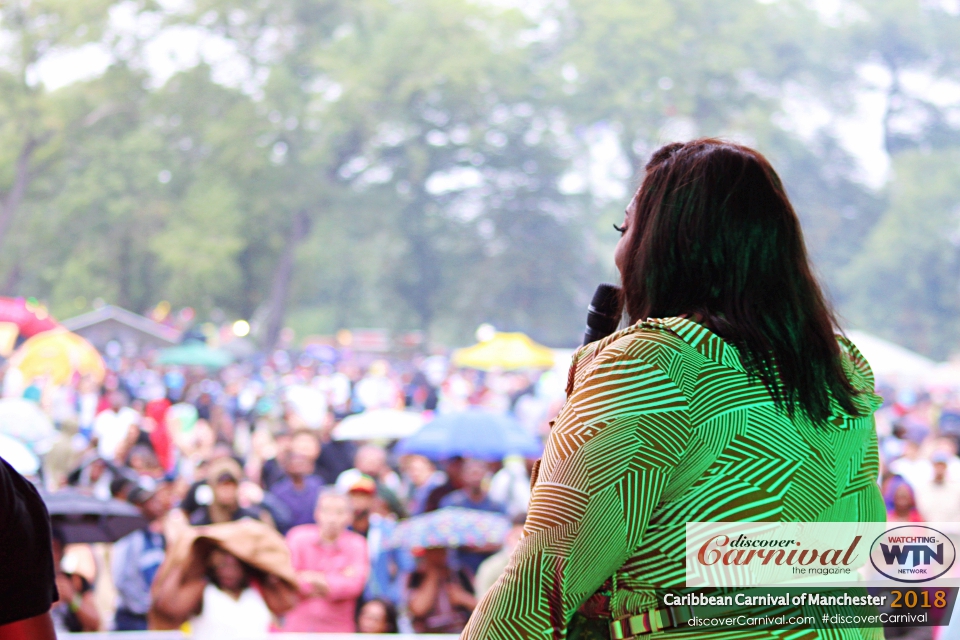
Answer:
[{"xmin": 639, "ymin": 316, "xmax": 748, "ymax": 374}]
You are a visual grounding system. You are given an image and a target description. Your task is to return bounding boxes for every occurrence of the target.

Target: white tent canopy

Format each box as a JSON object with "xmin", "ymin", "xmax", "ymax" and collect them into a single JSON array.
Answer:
[
  {"xmin": 844, "ymin": 330, "xmax": 939, "ymax": 383},
  {"xmin": 842, "ymin": 330, "xmax": 960, "ymax": 388}
]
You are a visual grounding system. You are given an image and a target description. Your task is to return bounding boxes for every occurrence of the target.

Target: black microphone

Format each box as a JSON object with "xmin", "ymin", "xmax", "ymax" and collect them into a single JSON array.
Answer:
[{"xmin": 583, "ymin": 283, "xmax": 623, "ymax": 346}]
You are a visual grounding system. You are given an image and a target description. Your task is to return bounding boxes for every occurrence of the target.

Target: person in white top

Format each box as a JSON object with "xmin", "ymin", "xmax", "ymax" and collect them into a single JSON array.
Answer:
[
  {"xmin": 354, "ymin": 361, "xmax": 401, "ymax": 411},
  {"xmin": 912, "ymin": 452, "xmax": 960, "ymax": 532},
  {"xmin": 152, "ymin": 547, "xmax": 289, "ymax": 640},
  {"xmin": 890, "ymin": 437, "xmax": 960, "ymax": 489},
  {"xmin": 92, "ymin": 391, "xmax": 140, "ymax": 461}
]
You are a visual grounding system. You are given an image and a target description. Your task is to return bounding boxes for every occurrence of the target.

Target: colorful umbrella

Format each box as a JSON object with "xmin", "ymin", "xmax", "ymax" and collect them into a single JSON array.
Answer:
[
  {"xmin": 386, "ymin": 507, "xmax": 510, "ymax": 549},
  {"xmin": 8, "ymin": 329, "xmax": 105, "ymax": 385},
  {"xmin": 332, "ymin": 409, "xmax": 426, "ymax": 441},
  {"xmin": 0, "ymin": 297, "xmax": 59, "ymax": 338},
  {"xmin": 395, "ymin": 409, "xmax": 542, "ymax": 461},
  {"xmin": 452, "ymin": 332, "xmax": 555, "ymax": 371}
]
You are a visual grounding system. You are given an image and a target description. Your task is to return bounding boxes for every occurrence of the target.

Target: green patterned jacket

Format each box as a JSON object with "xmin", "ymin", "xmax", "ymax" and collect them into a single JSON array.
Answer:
[{"xmin": 461, "ymin": 316, "xmax": 884, "ymax": 640}]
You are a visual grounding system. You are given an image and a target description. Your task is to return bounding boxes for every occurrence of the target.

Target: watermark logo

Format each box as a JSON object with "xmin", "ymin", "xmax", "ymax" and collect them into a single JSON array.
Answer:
[{"xmin": 869, "ymin": 525, "xmax": 956, "ymax": 583}]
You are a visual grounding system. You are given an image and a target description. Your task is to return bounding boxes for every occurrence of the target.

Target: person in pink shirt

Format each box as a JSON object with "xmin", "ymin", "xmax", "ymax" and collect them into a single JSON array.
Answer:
[{"xmin": 282, "ymin": 488, "xmax": 369, "ymax": 632}]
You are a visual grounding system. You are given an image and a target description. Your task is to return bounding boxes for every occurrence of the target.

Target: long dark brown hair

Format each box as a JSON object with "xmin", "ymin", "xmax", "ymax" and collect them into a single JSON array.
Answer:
[{"xmin": 619, "ymin": 138, "xmax": 862, "ymax": 423}]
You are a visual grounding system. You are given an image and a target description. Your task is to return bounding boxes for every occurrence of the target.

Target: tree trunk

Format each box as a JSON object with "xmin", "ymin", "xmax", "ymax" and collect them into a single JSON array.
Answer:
[
  {"xmin": 0, "ymin": 136, "xmax": 39, "ymax": 250},
  {"xmin": 263, "ymin": 210, "xmax": 311, "ymax": 350}
]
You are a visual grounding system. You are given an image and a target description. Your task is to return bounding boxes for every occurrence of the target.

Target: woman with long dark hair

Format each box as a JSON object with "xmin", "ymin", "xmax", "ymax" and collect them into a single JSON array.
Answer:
[{"xmin": 460, "ymin": 139, "xmax": 883, "ymax": 639}]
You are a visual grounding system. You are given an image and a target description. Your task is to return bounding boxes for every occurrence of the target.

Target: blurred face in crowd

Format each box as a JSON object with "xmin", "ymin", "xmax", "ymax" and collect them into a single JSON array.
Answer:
[
  {"xmin": 251, "ymin": 428, "xmax": 278, "ymax": 460},
  {"xmin": 445, "ymin": 457, "xmax": 465, "ymax": 488},
  {"xmin": 355, "ymin": 445, "xmax": 387, "ymax": 477},
  {"xmin": 287, "ymin": 432, "xmax": 320, "ymax": 477},
  {"xmin": 320, "ymin": 411, "xmax": 338, "ymax": 440},
  {"xmin": 208, "ymin": 549, "xmax": 246, "ymax": 594},
  {"xmin": 142, "ymin": 484, "xmax": 172, "ymax": 521},
  {"xmin": 348, "ymin": 489, "xmax": 375, "ymax": 517},
  {"xmin": 89, "ymin": 459, "xmax": 106, "ymax": 482},
  {"xmin": 933, "ymin": 461, "xmax": 948, "ymax": 482},
  {"xmin": 315, "ymin": 492, "xmax": 351, "ymax": 541},
  {"xmin": 893, "ymin": 484, "xmax": 914, "ymax": 513},
  {"xmin": 213, "ymin": 475, "xmax": 239, "ymax": 508},
  {"xmin": 405, "ymin": 455, "xmax": 434, "ymax": 487},
  {"xmin": 461, "ymin": 458, "xmax": 489, "ymax": 492},
  {"xmin": 275, "ymin": 431, "xmax": 293, "ymax": 461},
  {"xmin": 128, "ymin": 445, "xmax": 162, "ymax": 477},
  {"xmin": 357, "ymin": 600, "xmax": 391, "ymax": 634},
  {"xmin": 423, "ymin": 547, "xmax": 448, "ymax": 570},
  {"xmin": 108, "ymin": 390, "xmax": 126, "ymax": 411}
]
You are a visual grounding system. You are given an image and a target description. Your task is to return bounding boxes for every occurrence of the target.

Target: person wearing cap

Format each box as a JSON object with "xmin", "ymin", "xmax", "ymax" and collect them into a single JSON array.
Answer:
[
  {"xmin": 335, "ymin": 445, "xmax": 407, "ymax": 518},
  {"xmin": 111, "ymin": 478, "xmax": 172, "ymax": 631},
  {"xmin": 344, "ymin": 474, "xmax": 378, "ymax": 536},
  {"xmin": 913, "ymin": 451, "xmax": 960, "ymax": 530},
  {"xmin": 346, "ymin": 475, "xmax": 415, "ymax": 606},
  {"xmin": 188, "ymin": 458, "xmax": 272, "ymax": 527}
]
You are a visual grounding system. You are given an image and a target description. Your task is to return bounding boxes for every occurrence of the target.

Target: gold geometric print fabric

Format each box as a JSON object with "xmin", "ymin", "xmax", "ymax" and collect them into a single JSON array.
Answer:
[{"xmin": 460, "ymin": 316, "xmax": 884, "ymax": 640}]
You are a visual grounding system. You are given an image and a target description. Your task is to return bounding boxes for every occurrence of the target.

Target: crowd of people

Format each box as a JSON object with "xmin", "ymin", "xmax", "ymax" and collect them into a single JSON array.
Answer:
[
  {"xmin": 878, "ymin": 387, "xmax": 960, "ymax": 528},
  {"xmin": 12, "ymin": 333, "xmax": 960, "ymax": 636},
  {"xmin": 8, "ymin": 348, "xmax": 561, "ymax": 636}
]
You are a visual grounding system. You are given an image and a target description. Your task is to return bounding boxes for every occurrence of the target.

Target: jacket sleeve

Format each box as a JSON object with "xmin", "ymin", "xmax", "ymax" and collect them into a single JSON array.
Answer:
[{"xmin": 460, "ymin": 335, "xmax": 690, "ymax": 639}]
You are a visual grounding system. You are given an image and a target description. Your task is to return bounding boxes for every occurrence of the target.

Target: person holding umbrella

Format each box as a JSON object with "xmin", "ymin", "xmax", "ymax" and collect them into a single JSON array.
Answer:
[
  {"xmin": 385, "ymin": 507, "xmax": 510, "ymax": 633},
  {"xmin": 407, "ymin": 547, "xmax": 477, "ymax": 634}
]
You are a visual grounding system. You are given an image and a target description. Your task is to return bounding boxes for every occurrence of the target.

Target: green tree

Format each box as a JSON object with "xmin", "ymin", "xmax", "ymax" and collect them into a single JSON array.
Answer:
[
  {"xmin": 840, "ymin": 149, "xmax": 960, "ymax": 358},
  {"xmin": 0, "ymin": 0, "xmax": 129, "ymax": 274}
]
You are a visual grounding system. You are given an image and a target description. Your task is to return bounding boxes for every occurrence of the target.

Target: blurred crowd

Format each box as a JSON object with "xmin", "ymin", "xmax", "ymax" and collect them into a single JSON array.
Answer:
[
  {"xmin": 878, "ymin": 386, "xmax": 960, "ymax": 529},
  {"xmin": 6, "ymin": 349, "xmax": 565, "ymax": 636},
  {"xmin": 15, "ymin": 337, "xmax": 960, "ymax": 637}
]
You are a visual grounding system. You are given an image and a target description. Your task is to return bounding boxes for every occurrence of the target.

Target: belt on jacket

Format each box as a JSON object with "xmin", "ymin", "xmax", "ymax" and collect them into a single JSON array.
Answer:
[{"xmin": 609, "ymin": 604, "xmax": 695, "ymax": 639}]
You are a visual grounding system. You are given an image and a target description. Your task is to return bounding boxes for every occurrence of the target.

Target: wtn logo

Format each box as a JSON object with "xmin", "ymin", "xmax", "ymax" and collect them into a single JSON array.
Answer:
[
  {"xmin": 870, "ymin": 526, "xmax": 956, "ymax": 583},
  {"xmin": 880, "ymin": 543, "xmax": 944, "ymax": 566}
]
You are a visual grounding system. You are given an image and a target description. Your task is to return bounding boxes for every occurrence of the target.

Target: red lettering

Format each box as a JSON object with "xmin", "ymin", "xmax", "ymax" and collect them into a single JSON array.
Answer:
[{"xmin": 698, "ymin": 535, "xmax": 728, "ymax": 565}]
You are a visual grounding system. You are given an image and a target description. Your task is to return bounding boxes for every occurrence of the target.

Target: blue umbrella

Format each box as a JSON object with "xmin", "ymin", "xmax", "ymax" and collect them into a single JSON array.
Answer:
[{"xmin": 395, "ymin": 409, "xmax": 542, "ymax": 461}]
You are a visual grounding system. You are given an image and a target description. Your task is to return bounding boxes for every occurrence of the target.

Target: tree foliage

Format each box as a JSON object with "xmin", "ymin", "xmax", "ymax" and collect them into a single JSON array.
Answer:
[{"xmin": 1, "ymin": 0, "xmax": 959, "ymax": 352}]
